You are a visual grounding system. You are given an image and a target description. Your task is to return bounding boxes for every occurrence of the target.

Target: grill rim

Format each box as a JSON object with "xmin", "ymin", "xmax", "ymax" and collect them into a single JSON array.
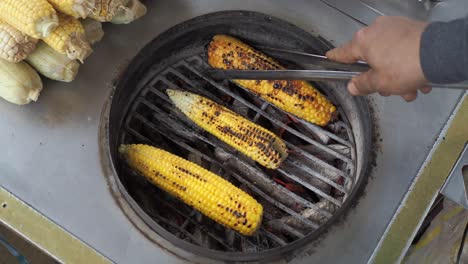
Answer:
[{"xmin": 103, "ymin": 10, "xmax": 375, "ymax": 262}]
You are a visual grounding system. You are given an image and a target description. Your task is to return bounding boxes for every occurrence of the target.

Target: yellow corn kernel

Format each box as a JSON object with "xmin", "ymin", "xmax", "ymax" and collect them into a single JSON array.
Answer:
[
  {"xmin": 208, "ymin": 34, "xmax": 337, "ymax": 126},
  {"xmin": 0, "ymin": 21, "xmax": 38, "ymax": 63},
  {"xmin": 119, "ymin": 144, "xmax": 263, "ymax": 236},
  {"xmin": 167, "ymin": 90, "xmax": 288, "ymax": 169},
  {"xmin": 0, "ymin": 0, "xmax": 58, "ymax": 39},
  {"xmin": 0, "ymin": 60, "xmax": 43, "ymax": 105},
  {"xmin": 26, "ymin": 41, "xmax": 80, "ymax": 82},
  {"xmin": 90, "ymin": 0, "xmax": 125, "ymax": 22},
  {"xmin": 43, "ymin": 13, "xmax": 92, "ymax": 62},
  {"xmin": 47, "ymin": 0, "xmax": 96, "ymax": 19}
]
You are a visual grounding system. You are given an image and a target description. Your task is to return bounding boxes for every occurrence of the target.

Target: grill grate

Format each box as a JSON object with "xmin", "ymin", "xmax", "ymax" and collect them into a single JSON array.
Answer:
[{"xmin": 119, "ymin": 54, "xmax": 357, "ymax": 252}]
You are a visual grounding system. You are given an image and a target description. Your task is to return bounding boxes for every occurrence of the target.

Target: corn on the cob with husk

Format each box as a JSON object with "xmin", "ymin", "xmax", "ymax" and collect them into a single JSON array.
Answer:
[
  {"xmin": 90, "ymin": 0, "xmax": 126, "ymax": 22},
  {"xmin": 208, "ymin": 34, "xmax": 337, "ymax": 126},
  {"xmin": 0, "ymin": 21, "xmax": 38, "ymax": 63},
  {"xmin": 119, "ymin": 144, "xmax": 263, "ymax": 236},
  {"xmin": 0, "ymin": 60, "xmax": 42, "ymax": 105},
  {"xmin": 26, "ymin": 41, "xmax": 80, "ymax": 82},
  {"xmin": 82, "ymin": 19, "xmax": 104, "ymax": 45},
  {"xmin": 43, "ymin": 13, "xmax": 92, "ymax": 62},
  {"xmin": 0, "ymin": 0, "xmax": 59, "ymax": 39},
  {"xmin": 167, "ymin": 90, "xmax": 288, "ymax": 169},
  {"xmin": 47, "ymin": 0, "xmax": 96, "ymax": 19},
  {"xmin": 111, "ymin": 0, "xmax": 147, "ymax": 24}
]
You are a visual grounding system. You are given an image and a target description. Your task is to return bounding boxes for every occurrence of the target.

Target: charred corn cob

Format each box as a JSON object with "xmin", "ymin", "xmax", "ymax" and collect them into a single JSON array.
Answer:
[
  {"xmin": 111, "ymin": 0, "xmax": 147, "ymax": 24},
  {"xmin": 47, "ymin": 0, "xmax": 96, "ymax": 19},
  {"xmin": 119, "ymin": 144, "xmax": 263, "ymax": 236},
  {"xmin": 0, "ymin": 21, "xmax": 38, "ymax": 63},
  {"xmin": 90, "ymin": 0, "xmax": 126, "ymax": 22},
  {"xmin": 208, "ymin": 35, "xmax": 336, "ymax": 126},
  {"xmin": 27, "ymin": 41, "xmax": 80, "ymax": 82},
  {"xmin": 0, "ymin": 0, "xmax": 58, "ymax": 39},
  {"xmin": 167, "ymin": 90, "xmax": 288, "ymax": 169},
  {"xmin": 0, "ymin": 60, "xmax": 42, "ymax": 105},
  {"xmin": 43, "ymin": 13, "xmax": 92, "ymax": 62}
]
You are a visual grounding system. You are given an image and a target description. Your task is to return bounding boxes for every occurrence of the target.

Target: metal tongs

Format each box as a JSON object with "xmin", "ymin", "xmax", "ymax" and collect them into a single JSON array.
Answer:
[{"xmin": 208, "ymin": 46, "xmax": 468, "ymax": 90}]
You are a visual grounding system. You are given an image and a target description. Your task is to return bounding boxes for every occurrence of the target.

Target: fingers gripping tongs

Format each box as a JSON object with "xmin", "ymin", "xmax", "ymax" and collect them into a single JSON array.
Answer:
[{"xmin": 207, "ymin": 46, "xmax": 468, "ymax": 90}]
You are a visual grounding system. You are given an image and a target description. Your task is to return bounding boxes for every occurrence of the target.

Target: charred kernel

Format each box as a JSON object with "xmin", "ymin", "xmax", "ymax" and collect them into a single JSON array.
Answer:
[
  {"xmin": 119, "ymin": 144, "xmax": 263, "ymax": 236},
  {"xmin": 208, "ymin": 35, "xmax": 335, "ymax": 126},
  {"xmin": 167, "ymin": 90, "xmax": 288, "ymax": 169}
]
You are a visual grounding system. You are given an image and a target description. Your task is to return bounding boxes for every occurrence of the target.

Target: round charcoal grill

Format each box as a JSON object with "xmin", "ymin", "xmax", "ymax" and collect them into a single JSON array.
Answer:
[{"xmin": 106, "ymin": 11, "xmax": 374, "ymax": 262}]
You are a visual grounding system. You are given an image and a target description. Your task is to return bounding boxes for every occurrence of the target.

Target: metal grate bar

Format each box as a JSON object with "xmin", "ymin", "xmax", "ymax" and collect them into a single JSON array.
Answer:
[
  {"xmin": 277, "ymin": 168, "xmax": 342, "ymax": 206},
  {"xmin": 153, "ymin": 194, "xmax": 236, "ymax": 250},
  {"xmin": 144, "ymin": 98, "xmax": 347, "ymax": 199},
  {"xmin": 182, "ymin": 56, "xmax": 354, "ymax": 151},
  {"xmin": 125, "ymin": 169, "xmax": 235, "ymax": 250},
  {"xmin": 224, "ymin": 170, "xmax": 320, "ymax": 229},
  {"xmin": 296, "ymin": 118, "xmax": 352, "ymax": 147},
  {"xmin": 263, "ymin": 212, "xmax": 304, "ymax": 239},
  {"xmin": 177, "ymin": 60, "xmax": 354, "ymax": 166},
  {"xmin": 156, "ymin": 69, "xmax": 352, "ymax": 179},
  {"xmin": 259, "ymin": 228, "xmax": 287, "ymax": 246},
  {"xmin": 136, "ymin": 97, "xmax": 336, "ymax": 217},
  {"xmin": 129, "ymin": 113, "xmax": 323, "ymax": 228},
  {"xmin": 179, "ymin": 56, "xmax": 352, "ymax": 150},
  {"xmin": 253, "ymin": 101, "xmax": 270, "ymax": 122},
  {"xmin": 284, "ymin": 159, "xmax": 347, "ymax": 193},
  {"xmin": 180, "ymin": 61, "xmax": 354, "ymax": 166},
  {"xmin": 150, "ymin": 212, "xmax": 203, "ymax": 246}
]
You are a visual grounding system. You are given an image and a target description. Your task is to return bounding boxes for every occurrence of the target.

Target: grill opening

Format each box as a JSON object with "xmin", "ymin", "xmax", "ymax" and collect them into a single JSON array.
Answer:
[{"xmin": 105, "ymin": 11, "xmax": 374, "ymax": 262}]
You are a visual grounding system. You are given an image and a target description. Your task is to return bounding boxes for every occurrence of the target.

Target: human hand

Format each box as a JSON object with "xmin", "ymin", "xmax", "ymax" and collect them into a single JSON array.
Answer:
[{"xmin": 326, "ymin": 16, "xmax": 431, "ymax": 101}]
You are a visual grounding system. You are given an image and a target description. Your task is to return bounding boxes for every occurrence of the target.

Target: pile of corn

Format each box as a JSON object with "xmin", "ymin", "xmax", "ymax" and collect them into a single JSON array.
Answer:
[{"xmin": 0, "ymin": 0, "xmax": 147, "ymax": 105}]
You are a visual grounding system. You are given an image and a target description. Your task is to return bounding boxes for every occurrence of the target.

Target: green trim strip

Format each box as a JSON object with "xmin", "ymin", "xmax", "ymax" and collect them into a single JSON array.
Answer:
[
  {"xmin": 0, "ymin": 187, "xmax": 111, "ymax": 264},
  {"xmin": 370, "ymin": 93, "xmax": 468, "ymax": 264}
]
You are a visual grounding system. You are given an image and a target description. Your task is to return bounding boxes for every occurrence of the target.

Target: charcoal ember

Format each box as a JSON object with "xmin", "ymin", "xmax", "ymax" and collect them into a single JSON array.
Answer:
[
  {"xmin": 299, "ymin": 144, "xmax": 350, "ymax": 162},
  {"xmin": 231, "ymin": 98, "xmax": 250, "ymax": 117},
  {"xmin": 224, "ymin": 229, "xmax": 236, "ymax": 247},
  {"xmin": 290, "ymin": 150, "xmax": 343, "ymax": 181},
  {"xmin": 292, "ymin": 120, "xmax": 330, "ymax": 144},
  {"xmin": 192, "ymin": 215, "xmax": 217, "ymax": 248},
  {"xmin": 214, "ymin": 147, "xmax": 231, "ymax": 163},
  {"xmin": 241, "ymin": 236, "xmax": 261, "ymax": 253},
  {"xmin": 279, "ymin": 200, "xmax": 337, "ymax": 228},
  {"xmin": 187, "ymin": 152, "xmax": 202, "ymax": 166},
  {"xmin": 225, "ymin": 157, "xmax": 306, "ymax": 211},
  {"xmin": 282, "ymin": 161, "xmax": 332, "ymax": 195},
  {"xmin": 266, "ymin": 106, "xmax": 288, "ymax": 134}
]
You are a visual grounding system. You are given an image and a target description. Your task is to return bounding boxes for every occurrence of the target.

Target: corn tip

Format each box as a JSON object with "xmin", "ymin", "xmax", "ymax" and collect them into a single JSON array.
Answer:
[
  {"xmin": 166, "ymin": 89, "xmax": 176, "ymax": 97},
  {"xmin": 118, "ymin": 144, "xmax": 129, "ymax": 154}
]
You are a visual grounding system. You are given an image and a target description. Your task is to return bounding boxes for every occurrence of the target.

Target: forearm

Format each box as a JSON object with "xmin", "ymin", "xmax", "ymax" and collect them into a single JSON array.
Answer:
[{"xmin": 420, "ymin": 16, "xmax": 468, "ymax": 84}]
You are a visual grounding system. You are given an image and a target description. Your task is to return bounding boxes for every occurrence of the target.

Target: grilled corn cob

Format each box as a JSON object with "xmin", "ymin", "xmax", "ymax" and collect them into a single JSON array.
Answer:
[
  {"xmin": 47, "ymin": 0, "xmax": 96, "ymax": 19},
  {"xmin": 90, "ymin": 0, "xmax": 126, "ymax": 22},
  {"xmin": 0, "ymin": 21, "xmax": 38, "ymax": 63},
  {"xmin": 119, "ymin": 144, "xmax": 263, "ymax": 236},
  {"xmin": 43, "ymin": 13, "xmax": 92, "ymax": 62},
  {"xmin": 27, "ymin": 41, "xmax": 80, "ymax": 82},
  {"xmin": 0, "ymin": 0, "xmax": 59, "ymax": 39},
  {"xmin": 0, "ymin": 60, "xmax": 42, "ymax": 105},
  {"xmin": 167, "ymin": 90, "xmax": 288, "ymax": 169},
  {"xmin": 111, "ymin": 0, "xmax": 147, "ymax": 24},
  {"xmin": 208, "ymin": 35, "xmax": 336, "ymax": 126}
]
